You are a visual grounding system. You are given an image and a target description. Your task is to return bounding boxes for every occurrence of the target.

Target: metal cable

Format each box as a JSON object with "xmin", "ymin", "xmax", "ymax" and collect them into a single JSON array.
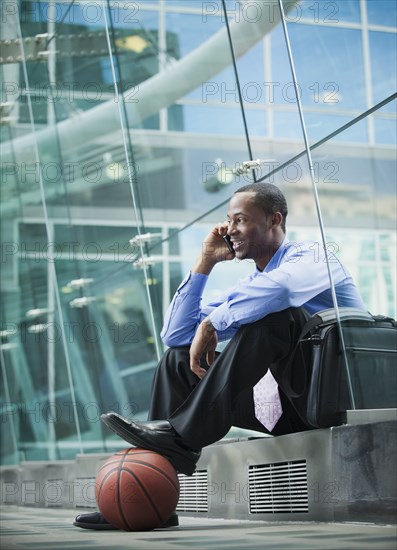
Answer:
[
  {"xmin": 277, "ymin": 0, "xmax": 356, "ymax": 407},
  {"xmin": 91, "ymin": 91, "xmax": 396, "ymax": 292},
  {"xmin": 15, "ymin": 13, "xmax": 84, "ymax": 453},
  {"xmin": 103, "ymin": 0, "xmax": 161, "ymax": 360},
  {"xmin": 221, "ymin": 0, "xmax": 257, "ymax": 181}
]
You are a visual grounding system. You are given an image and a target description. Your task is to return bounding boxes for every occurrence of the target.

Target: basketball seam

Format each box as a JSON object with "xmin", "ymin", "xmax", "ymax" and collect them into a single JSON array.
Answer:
[
  {"xmin": 97, "ymin": 450, "xmax": 158, "ymax": 472},
  {"xmin": 97, "ymin": 468, "xmax": 118, "ymax": 503},
  {"xmin": 116, "ymin": 452, "xmax": 131, "ymax": 531},
  {"xmin": 123, "ymin": 459, "xmax": 179, "ymax": 494},
  {"xmin": 121, "ymin": 468, "xmax": 164, "ymax": 530}
]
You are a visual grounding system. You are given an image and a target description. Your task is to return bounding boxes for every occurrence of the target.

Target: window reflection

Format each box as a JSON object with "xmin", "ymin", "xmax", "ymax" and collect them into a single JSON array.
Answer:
[
  {"xmin": 366, "ymin": 0, "xmax": 397, "ymax": 26},
  {"xmin": 369, "ymin": 31, "xmax": 397, "ymax": 111},
  {"xmin": 274, "ymin": 24, "xmax": 366, "ymax": 111}
]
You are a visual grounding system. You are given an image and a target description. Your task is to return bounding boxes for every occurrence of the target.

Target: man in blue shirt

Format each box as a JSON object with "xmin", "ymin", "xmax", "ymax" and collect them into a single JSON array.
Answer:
[{"xmin": 75, "ymin": 183, "xmax": 365, "ymax": 530}]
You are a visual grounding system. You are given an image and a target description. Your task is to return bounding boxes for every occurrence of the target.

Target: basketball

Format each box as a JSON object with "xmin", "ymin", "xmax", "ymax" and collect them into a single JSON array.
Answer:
[{"xmin": 95, "ymin": 448, "xmax": 180, "ymax": 531}]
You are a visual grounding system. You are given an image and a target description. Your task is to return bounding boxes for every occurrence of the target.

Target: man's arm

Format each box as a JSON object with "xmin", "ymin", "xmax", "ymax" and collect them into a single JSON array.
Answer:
[
  {"xmin": 189, "ymin": 317, "xmax": 218, "ymax": 379},
  {"xmin": 187, "ymin": 224, "xmax": 236, "ymax": 377},
  {"xmin": 207, "ymin": 240, "xmax": 364, "ymax": 331},
  {"xmin": 192, "ymin": 223, "xmax": 234, "ymax": 275},
  {"xmin": 160, "ymin": 223, "xmax": 234, "ymax": 348}
]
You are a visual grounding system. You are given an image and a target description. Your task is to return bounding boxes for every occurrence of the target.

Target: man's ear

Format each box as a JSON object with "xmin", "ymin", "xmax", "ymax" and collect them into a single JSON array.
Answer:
[{"xmin": 272, "ymin": 212, "xmax": 283, "ymax": 227}]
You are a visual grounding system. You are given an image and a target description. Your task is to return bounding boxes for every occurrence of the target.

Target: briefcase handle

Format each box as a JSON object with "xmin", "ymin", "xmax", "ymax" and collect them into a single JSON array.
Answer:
[{"xmin": 301, "ymin": 307, "xmax": 374, "ymax": 339}]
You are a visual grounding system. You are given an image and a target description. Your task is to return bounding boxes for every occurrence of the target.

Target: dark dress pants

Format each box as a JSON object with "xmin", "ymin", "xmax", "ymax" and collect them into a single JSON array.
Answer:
[{"xmin": 148, "ymin": 307, "xmax": 312, "ymax": 450}]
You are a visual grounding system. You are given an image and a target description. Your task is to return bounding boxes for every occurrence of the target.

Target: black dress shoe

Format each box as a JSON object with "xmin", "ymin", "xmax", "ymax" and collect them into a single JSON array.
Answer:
[
  {"xmin": 101, "ymin": 414, "xmax": 201, "ymax": 476},
  {"xmin": 73, "ymin": 510, "xmax": 179, "ymax": 530},
  {"xmin": 73, "ymin": 511, "xmax": 118, "ymax": 530}
]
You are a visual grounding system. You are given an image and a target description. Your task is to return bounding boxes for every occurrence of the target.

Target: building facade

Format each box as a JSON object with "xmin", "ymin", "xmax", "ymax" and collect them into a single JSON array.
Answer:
[{"xmin": 0, "ymin": 0, "xmax": 396, "ymax": 464}]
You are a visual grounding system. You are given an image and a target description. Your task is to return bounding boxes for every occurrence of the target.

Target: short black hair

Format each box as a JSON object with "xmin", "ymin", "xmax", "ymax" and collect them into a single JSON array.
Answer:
[{"xmin": 234, "ymin": 183, "xmax": 288, "ymax": 232}]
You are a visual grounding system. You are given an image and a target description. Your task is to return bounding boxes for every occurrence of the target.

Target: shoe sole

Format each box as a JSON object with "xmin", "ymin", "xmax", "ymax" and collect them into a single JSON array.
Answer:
[
  {"xmin": 157, "ymin": 514, "xmax": 179, "ymax": 528},
  {"xmin": 73, "ymin": 515, "xmax": 179, "ymax": 530},
  {"xmin": 101, "ymin": 415, "xmax": 197, "ymax": 476}
]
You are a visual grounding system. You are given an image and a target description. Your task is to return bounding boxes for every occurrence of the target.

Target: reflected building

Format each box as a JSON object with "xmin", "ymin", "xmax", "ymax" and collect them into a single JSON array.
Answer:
[{"xmin": 0, "ymin": 0, "xmax": 396, "ymax": 464}]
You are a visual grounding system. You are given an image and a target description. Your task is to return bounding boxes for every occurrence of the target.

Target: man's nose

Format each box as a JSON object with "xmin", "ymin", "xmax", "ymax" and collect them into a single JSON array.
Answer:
[{"xmin": 227, "ymin": 221, "xmax": 238, "ymax": 234}]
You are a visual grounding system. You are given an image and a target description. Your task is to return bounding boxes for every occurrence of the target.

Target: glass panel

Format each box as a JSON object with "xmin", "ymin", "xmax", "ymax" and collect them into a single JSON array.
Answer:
[
  {"xmin": 176, "ymin": 105, "xmax": 250, "ymax": 134},
  {"xmin": 299, "ymin": 0, "xmax": 361, "ymax": 24},
  {"xmin": 374, "ymin": 117, "xmax": 397, "ymax": 145},
  {"xmin": 280, "ymin": 0, "xmax": 396, "ymax": 415},
  {"xmin": 369, "ymin": 30, "xmax": 397, "ymax": 112},
  {"xmin": 274, "ymin": 23, "xmax": 366, "ymax": 117},
  {"xmin": 367, "ymin": 0, "xmax": 397, "ymax": 26}
]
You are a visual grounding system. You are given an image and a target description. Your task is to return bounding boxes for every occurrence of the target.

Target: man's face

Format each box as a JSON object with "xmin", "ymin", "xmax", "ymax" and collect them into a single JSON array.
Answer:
[{"xmin": 226, "ymin": 192, "xmax": 279, "ymax": 269}]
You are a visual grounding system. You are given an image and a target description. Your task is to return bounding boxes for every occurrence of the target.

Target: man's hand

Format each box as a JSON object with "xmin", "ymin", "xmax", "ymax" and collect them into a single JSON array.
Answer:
[
  {"xmin": 190, "ymin": 318, "xmax": 218, "ymax": 379},
  {"xmin": 193, "ymin": 222, "xmax": 234, "ymax": 275}
]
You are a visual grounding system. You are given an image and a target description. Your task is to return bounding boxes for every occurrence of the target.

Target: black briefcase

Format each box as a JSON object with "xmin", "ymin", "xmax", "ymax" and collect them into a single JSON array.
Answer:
[{"xmin": 292, "ymin": 308, "xmax": 397, "ymax": 428}]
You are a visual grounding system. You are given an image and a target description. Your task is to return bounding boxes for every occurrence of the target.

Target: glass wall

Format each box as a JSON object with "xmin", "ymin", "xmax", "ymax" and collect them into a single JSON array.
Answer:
[{"xmin": 1, "ymin": 0, "xmax": 396, "ymax": 464}]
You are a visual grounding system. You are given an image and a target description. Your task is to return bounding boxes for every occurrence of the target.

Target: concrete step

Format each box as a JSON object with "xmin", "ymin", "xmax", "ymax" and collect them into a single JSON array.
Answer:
[{"xmin": 1, "ymin": 415, "xmax": 396, "ymax": 524}]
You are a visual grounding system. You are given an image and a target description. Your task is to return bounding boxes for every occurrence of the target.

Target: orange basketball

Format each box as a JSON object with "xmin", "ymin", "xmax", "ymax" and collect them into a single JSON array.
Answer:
[{"xmin": 95, "ymin": 448, "xmax": 180, "ymax": 531}]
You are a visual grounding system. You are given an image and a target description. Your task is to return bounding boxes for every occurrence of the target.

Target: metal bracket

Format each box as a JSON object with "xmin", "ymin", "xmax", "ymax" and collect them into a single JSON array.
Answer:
[
  {"xmin": 0, "ymin": 30, "xmax": 133, "ymax": 64},
  {"xmin": 129, "ymin": 233, "xmax": 162, "ymax": 246},
  {"xmin": 66, "ymin": 278, "xmax": 95, "ymax": 291},
  {"xmin": 69, "ymin": 296, "xmax": 97, "ymax": 308},
  {"xmin": 0, "ymin": 102, "xmax": 15, "ymax": 125},
  {"xmin": 132, "ymin": 257, "xmax": 159, "ymax": 269},
  {"xmin": 0, "ymin": 34, "xmax": 53, "ymax": 64},
  {"xmin": 26, "ymin": 308, "xmax": 53, "ymax": 318},
  {"xmin": 232, "ymin": 159, "xmax": 276, "ymax": 176}
]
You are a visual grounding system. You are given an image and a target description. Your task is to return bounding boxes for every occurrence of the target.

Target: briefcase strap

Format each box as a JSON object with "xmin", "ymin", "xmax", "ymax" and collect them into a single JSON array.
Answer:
[{"xmin": 299, "ymin": 307, "xmax": 374, "ymax": 340}]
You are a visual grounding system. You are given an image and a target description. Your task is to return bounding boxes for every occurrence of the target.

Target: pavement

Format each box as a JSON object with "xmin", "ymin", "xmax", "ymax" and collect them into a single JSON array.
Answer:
[{"xmin": 0, "ymin": 506, "xmax": 396, "ymax": 550}]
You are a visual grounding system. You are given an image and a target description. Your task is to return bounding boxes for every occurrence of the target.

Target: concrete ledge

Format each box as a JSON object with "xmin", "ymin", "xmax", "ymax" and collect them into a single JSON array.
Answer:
[
  {"xmin": 1, "ymin": 421, "xmax": 396, "ymax": 524},
  {"xmin": 346, "ymin": 408, "xmax": 397, "ymax": 424}
]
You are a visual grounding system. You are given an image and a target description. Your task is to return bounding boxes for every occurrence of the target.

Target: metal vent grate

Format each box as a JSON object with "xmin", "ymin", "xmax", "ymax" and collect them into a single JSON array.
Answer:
[
  {"xmin": 2, "ymin": 481, "xmax": 18, "ymax": 504},
  {"xmin": 45, "ymin": 479, "xmax": 63, "ymax": 507},
  {"xmin": 249, "ymin": 459, "xmax": 308, "ymax": 513},
  {"xmin": 22, "ymin": 481, "xmax": 37, "ymax": 505},
  {"xmin": 176, "ymin": 470, "xmax": 208, "ymax": 513}
]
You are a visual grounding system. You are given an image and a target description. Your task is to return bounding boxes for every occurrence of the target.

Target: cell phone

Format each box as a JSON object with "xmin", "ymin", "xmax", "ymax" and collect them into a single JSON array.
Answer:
[{"xmin": 222, "ymin": 234, "xmax": 234, "ymax": 254}]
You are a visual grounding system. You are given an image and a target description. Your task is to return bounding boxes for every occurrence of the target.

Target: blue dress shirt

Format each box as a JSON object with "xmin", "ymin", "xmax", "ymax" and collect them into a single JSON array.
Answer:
[{"xmin": 161, "ymin": 238, "xmax": 366, "ymax": 347}]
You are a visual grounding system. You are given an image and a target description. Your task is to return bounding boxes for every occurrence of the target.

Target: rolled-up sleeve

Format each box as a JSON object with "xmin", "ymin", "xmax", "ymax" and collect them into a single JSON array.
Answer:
[{"xmin": 160, "ymin": 271, "xmax": 208, "ymax": 347}]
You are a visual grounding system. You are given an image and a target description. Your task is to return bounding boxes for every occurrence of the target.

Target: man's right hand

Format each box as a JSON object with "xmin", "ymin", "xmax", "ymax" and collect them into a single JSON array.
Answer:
[
  {"xmin": 189, "ymin": 318, "xmax": 218, "ymax": 379},
  {"xmin": 192, "ymin": 222, "xmax": 234, "ymax": 275}
]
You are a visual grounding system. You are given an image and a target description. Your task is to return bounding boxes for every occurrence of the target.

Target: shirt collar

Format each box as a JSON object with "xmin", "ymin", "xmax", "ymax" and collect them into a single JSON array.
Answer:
[{"xmin": 255, "ymin": 237, "xmax": 289, "ymax": 273}]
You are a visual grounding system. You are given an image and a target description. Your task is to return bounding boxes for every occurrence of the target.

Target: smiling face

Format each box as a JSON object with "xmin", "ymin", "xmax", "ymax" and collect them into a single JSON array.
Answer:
[{"xmin": 226, "ymin": 192, "xmax": 284, "ymax": 270}]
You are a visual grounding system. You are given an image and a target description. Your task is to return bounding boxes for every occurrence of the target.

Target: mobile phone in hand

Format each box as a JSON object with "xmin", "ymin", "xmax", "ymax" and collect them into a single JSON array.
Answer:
[{"xmin": 222, "ymin": 234, "xmax": 234, "ymax": 254}]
